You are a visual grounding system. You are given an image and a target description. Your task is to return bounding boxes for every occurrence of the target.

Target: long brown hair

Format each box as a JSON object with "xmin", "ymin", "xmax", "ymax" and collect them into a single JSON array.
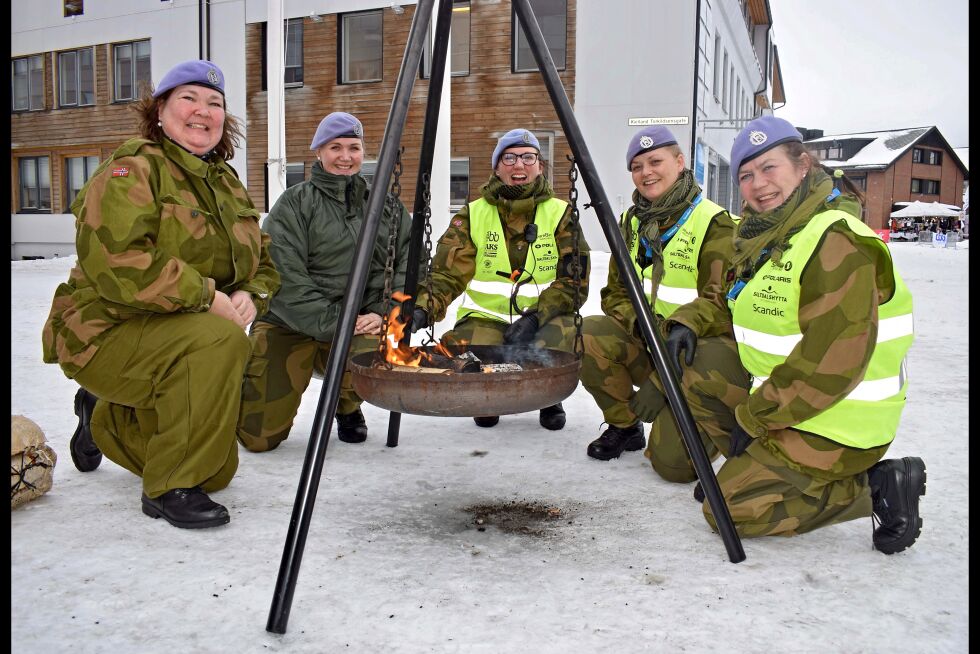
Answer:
[
  {"xmin": 783, "ymin": 141, "xmax": 865, "ymax": 204},
  {"xmin": 133, "ymin": 86, "xmax": 244, "ymax": 161}
]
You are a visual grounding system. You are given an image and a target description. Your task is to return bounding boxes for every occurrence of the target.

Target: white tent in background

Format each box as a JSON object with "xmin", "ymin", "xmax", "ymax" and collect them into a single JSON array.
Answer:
[{"xmin": 890, "ymin": 201, "xmax": 961, "ymax": 218}]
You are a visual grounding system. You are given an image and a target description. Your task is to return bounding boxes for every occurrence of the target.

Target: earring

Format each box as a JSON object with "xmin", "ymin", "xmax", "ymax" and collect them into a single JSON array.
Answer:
[{"xmin": 157, "ymin": 121, "xmax": 162, "ymax": 127}]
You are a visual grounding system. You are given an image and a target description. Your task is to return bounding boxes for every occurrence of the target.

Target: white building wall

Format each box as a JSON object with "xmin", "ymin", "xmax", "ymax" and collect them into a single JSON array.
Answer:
[{"xmin": 574, "ymin": 0, "xmax": 768, "ymax": 250}]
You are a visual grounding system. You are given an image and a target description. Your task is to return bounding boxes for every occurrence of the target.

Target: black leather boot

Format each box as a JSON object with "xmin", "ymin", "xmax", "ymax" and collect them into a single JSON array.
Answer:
[
  {"xmin": 868, "ymin": 457, "xmax": 926, "ymax": 554},
  {"xmin": 473, "ymin": 416, "xmax": 499, "ymax": 428},
  {"xmin": 587, "ymin": 423, "xmax": 645, "ymax": 461},
  {"xmin": 336, "ymin": 409, "xmax": 368, "ymax": 443},
  {"xmin": 539, "ymin": 403, "xmax": 566, "ymax": 431},
  {"xmin": 70, "ymin": 388, "xmax": 102, "ymax": 472},
  {"xmin": 141, "ymin": 488, "xmax": 230, "ymax": 529}
]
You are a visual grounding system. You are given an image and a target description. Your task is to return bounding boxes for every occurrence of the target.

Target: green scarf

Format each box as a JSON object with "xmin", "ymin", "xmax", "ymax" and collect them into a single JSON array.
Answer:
[
  {"xmin": 626, "ymin": 168, "xmax": 700, "ymax": 290},
  {"xmin": 730, "ymin": 166, "xmax": 862, "ymax": 280},
  {"xmin": 480, "ymin": 174, "xmax": 554, "ymax": 215}
]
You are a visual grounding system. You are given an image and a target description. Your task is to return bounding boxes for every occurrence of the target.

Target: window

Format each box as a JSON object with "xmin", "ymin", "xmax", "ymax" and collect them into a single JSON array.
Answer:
[
  {"xmin": 450, "ymin": 158, "xmax": 469, "ymax": 205},
  {"xmin": 850, "ymin": 175, "xmax": 867, "ymax": 192},
  {"xmin": 513, "ymin": 0, "xmax": 566, "ymax": 72},
  {"xmin": 113, "ymin": 40, "xmax": 151, "ymax": 101},
  {"xmin": 735, "ymin": 78, "xmax": 741, "ymax": 119},
  {"xmin": 729, "ymin": 65, "xmax": 735, "ymax": 116},
  {"xmin": 285, "ymin": 163, "xmax": 305, "ymax": 188},
  {"xmin": 452, "ymin": 1, "xmax": 470, "ymax": 76},
  {"xmin": 912, "ymin": 148, "xmax": 922, "ymax": 163},
  {"xmin": 12, "ymin": 55, "xmax": 45, "ymax": 111},
  {"xmin": 717, "ymin": 161, "xmax": 731, "ymax": 211},
  {"xmin": 360, "ymin": 161, "xmax": 378, "ymax": 187},
  {"xmin": 19, "ymin": 157, "xmax": 51, "ymax": 212},
  {"xmin": 420, "ymin": 21, "xmax": 434, "ymax": 79},
  {"xmin": 58, "ymin": 48, "xmax": 95, "ymax": 107},
  {"xmin": 712, "ymin": 34, "xmax": 721, "ymax": 99},
  {"xmin": 721, "ymin": 50, "xmax": 729, "ymax": 112},
  {"xmin": 911, "ymin": 178, "xmax": 941, "ymax": 195},
  {"xmin": 827, "ymin": 146, "xmax": 842, "ymax": 160},
  {"xmin": 927, "ymin": 150, "xmax": 942, "ymax": 165},
  {"xmin": 340, "ymin": 10, "xmax": 383, "ymax": 84},
  {"xmin": 529, "ymin": 130, "xmax": 555, "ymax": 184},
  {"xmin": 285, "ymin": 19, "xmax": 304, "ymax": 86},
  {"xmin": 64, "ymin": 155, "xmax": 100, "ymax": 209},
  {"xmin": 64, "ymin": 0, "xmax": 83, "ymax": 16}
]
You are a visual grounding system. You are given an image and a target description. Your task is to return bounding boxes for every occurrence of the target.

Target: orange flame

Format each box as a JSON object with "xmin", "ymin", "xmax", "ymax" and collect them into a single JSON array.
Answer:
[{"xmin": 384, "ymin": 291, "xmax": 422, "ymax": 367}]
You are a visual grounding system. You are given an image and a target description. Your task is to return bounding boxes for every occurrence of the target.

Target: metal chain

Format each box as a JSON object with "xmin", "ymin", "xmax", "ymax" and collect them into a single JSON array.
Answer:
[
  {"xmin": 420, "ymin": 171, "xmax": 437, "ymax": 346},
  {"xmin": 567, "ymin": 154, "xmax": 584, "ymax": 359},
  {"xmin": 377, "ymin": 147, "xmax": 404, "ymax": 368}
]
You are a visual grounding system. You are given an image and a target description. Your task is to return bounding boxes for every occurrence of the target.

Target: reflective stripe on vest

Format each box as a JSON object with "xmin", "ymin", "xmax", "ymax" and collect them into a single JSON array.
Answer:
[
  {"xmin": 457, "ymin": 197, "xmax": 566, "ymax": 324},
  {"xmin": 730, "ymin": 210, "xmax": 914, "ymax": 448},
  {"xmin": 627, "ymin": 196, "xmax": 724, "ymax": 318}
]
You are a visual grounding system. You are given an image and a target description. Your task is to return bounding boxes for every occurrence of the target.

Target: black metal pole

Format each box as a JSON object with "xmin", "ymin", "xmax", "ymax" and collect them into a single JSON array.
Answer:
[
  {"xmin": 386, "ymin": 0, "xmax": 454, "ymax": 449},
  {"xmin": 513, "ymin": 0, "xmax": 744, "ymax": 564},
  {"xmin": 266, "ymin": 0, "xmax": 437, "ymax": 634}
]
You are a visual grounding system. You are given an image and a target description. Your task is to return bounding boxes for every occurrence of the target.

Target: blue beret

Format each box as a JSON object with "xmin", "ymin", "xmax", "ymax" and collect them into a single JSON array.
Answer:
[
  {"xmin": 625, "ymin": 126, "xmax": 678, "ymax": 170},
  {"xmin": 730, "ymin": 115, "xmax": 803, "ymax": 184},
  {"xmin": 492, "ymin": 129, "xmax": 541, "ymax": 168},
  {"xmin": 153, "ymin": 60, "xmax": 225, "ymax": 98},
  {"xmin": 310, "ymin": 112, "xmax": 364, "ymax": 151}
]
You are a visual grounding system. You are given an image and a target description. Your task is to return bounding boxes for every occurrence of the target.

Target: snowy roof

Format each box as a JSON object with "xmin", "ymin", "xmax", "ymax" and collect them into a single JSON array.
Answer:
[{"xmin": 805, "ymin": 127, "xmax": 931, "ymax": 170}]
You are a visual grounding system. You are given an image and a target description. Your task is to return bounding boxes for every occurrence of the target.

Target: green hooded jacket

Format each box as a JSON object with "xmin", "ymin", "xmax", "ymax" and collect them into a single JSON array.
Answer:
[{"xmin": 259, "ymin": 162, "xmax": 413, "ymax": 341}]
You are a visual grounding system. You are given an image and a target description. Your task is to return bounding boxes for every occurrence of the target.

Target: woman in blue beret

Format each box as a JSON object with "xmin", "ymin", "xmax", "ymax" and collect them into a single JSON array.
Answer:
[
  {"xmin": 43, "ymin": 59, "xmax": 281, "ymax": 529},
  {"xmin": 579, "ymin": 125, "xmax": 739, "ymax": 477},
  {"xmin": 410, "ymin": 128, "xmax": 591, "ymax": 431},
  {"xmin": 672, "ymin": 115, "xmax": 924, "ymax": 552},
  {"xmin": 237, "ymin": 112, "xmax": 412, "ymax": 451}
]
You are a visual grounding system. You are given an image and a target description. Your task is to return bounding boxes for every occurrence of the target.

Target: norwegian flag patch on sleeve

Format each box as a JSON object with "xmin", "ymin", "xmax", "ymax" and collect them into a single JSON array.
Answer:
[{"xmin": 111, "ymin": 167, "xmax": 130, "ymax": 177}]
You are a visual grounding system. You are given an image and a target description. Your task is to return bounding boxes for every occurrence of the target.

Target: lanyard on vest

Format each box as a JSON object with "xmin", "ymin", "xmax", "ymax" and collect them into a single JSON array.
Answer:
[
  {"xmin": 727, "ymin": 188, "xmax": 845, "ymax": 302},
  {"xmin": 639, "ymin": 194, "xmax": 703, "ymax": 263}
]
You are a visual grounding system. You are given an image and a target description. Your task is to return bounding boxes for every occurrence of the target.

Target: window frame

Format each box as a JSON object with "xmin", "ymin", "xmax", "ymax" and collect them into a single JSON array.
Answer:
[
  {"xmin": 18, "ymin": 156, "xmax": 52, "ymax": 213},
  {"xmin": 339, "ymin": 10, "xmax": 384, "ymax": 85},
  {"xmin": 64, "ymin": 154, "xmax": 101, "ymax": 210},
  {"xmin": 511, "ymin": 0, "xmax": 567, "ymax": 73},
  {"xmin": 112, "ymin": 39, "xmax": 151, "ymax": 102},
  {"xmin": 12, "ymin": 54, "xmax": 45, "ymax": 112},
  {"xmin": 57, "ymin": 46, "xmax": 96, "ymax": 108},
  {"xmin": 451, "ymin": 0, "xmax": 471, "ymax": 77},
  {"xmin": 712, "ymin": 34, "xmax": 721, "ymax": 100},
  {"xmin": 449, "ymin": 157, "xmax": 470, "ymax": 207},
  {"xmin": 285, "ymin": 162, "xmax": 305, "ymax": 188},
  {"xmin": 284, "ymin": 18, "xmax": 304, "ymax": 87}
]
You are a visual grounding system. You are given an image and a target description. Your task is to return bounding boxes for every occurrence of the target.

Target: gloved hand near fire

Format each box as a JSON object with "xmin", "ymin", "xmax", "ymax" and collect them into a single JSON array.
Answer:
[
  {"xmin": 503, "ymin": 311, "xmax": 540, "ymax": 345},
  {"xmin": 398, "ymin": 298, "xmax": 429, "ymax": 333}
]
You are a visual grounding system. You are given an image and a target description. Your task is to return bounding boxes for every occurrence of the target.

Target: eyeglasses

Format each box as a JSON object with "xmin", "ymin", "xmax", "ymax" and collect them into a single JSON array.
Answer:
[{"xmin": 500, "ymin": 152, "xmax": 539, "ymax": 166}]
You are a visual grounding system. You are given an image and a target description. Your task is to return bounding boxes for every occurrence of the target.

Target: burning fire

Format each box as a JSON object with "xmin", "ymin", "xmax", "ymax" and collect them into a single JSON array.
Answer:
[{"xmin": 383, "ymin": 292, "xmax": 463, "ymax": 367}]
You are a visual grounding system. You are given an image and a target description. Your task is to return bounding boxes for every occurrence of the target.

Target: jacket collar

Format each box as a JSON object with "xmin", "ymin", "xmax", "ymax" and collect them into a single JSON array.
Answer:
[
  {"xmin": 309, "ymin": 162, "xmax": 367, "ymax": 208},
  {"xmin": 161, "ymin": 137, "xmax": 220, "ymax": 179}
]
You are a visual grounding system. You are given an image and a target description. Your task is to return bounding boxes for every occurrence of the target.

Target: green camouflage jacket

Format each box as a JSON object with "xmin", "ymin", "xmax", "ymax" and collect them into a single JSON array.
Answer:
[
  {"xmin": 259, "ymin": 163, "xmax": 413, "ymax": 342},
  {"xmin": 601, "ymin": 205, "xmax": 736, "ymax": 338},
  {"xmin": 42, "ymin": 137, "xmax": 280, "ymax": 377},
  {"xmin": 417, "ymin": 178, "xmax": 590, "ymax": 325}
]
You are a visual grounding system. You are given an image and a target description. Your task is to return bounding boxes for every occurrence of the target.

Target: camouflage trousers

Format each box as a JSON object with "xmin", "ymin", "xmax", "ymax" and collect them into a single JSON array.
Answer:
[
  {"xmin": 72, "ymin": 313, "xmax": 250, "ymax": 498},
  {"xmin": 678, "ymin": 335, "xmax": 889, "ymax": 538},
  {"xmin": 440, "ymin": 314, "xmax": 578, "ymax": 352},
  {"xmin": 237, "ymin": 320, "xmax": 380, "ymax": 452},
  {"xmin": 580, "ymin": 315, "xmax": 722, "ymax": 482}
]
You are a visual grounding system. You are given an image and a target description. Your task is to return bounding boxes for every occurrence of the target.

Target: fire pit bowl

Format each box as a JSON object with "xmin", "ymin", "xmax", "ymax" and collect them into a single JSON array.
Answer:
[{"xmin": 349, "ymin": 345, "xmax": 581, "ymax": 417}]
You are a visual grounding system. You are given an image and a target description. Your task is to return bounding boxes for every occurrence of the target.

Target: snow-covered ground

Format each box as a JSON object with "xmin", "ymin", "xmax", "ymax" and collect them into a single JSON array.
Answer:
[{"xmin": 11, "ymin": 240, "xmax": 968, "ymax": 653}]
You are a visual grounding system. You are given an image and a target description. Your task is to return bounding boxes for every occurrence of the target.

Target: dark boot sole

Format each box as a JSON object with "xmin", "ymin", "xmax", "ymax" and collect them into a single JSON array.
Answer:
[
  {"xmin": 337, "ymin": 432, "xmax": 367, "ymax": 443},
  {"xmin": 587, "ymin": 434, "xmax": 646, "ymax": 461},
  {"xmin": 70, "ymin": 390, "xmax": 102, "ymax": 473},
  {"xmin": 875, "ymin": 457, "xmax": 926, "ymax": 555},
  {"xmin": 141, "ymin": 500, "xmax": 231, "ymax": 529}
]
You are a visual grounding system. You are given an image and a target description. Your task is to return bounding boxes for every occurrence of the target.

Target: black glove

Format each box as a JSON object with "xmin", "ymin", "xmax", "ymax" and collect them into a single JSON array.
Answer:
[
  {"xmin": 503, "ymin": 312, "xmax": 540, "ymax": 345},
  {"xmin": 728, "ymin": 423, "xmax": 753, "ymax": 458},
  {"xmin": 666, "ymin": 323, "xmax": 697, "ymax": 373},
  {"xmin": 628, "ymin": 375, "xmax": 666, "ymax": 423},
  {"xmin": 398, "ymin": 298, "xmax": 429, "ymax": 333}
]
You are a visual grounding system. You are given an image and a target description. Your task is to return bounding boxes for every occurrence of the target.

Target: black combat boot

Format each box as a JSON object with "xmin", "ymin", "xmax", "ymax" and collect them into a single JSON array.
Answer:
[
  {"xmin": 587, "ymin": 423, "xmax": 645, "ymax": 461},
  {"xmin": 539, "ymin": 403, "xmax": 566, "ymax": 431},
  {"xmin": 70, "ymin": 388, "xmax": 102, "ymax": 472},
  {"xmin": 336, "ymin": 409, "xmax": 368, "ymax": 443},
  {"xmin": 141, "ymin": 488, "xmax": 230, "ymax": 529},
  {"xmin": 868, "ymin": 457, "xmax": 926, "ymax": 554},
  {"xmin": 693, "ymin": 481, "xmax": 705, "ymax": 503},
  {"xmin": 473, "ymin": 416, "xmax": 500, "ymax": 428}
]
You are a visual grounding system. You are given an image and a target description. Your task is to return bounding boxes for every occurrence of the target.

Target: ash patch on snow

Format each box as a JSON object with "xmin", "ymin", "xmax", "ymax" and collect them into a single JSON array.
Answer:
[{"xmin": 463, "ymin": 500, "xmax": 570, "ymax": 537}]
